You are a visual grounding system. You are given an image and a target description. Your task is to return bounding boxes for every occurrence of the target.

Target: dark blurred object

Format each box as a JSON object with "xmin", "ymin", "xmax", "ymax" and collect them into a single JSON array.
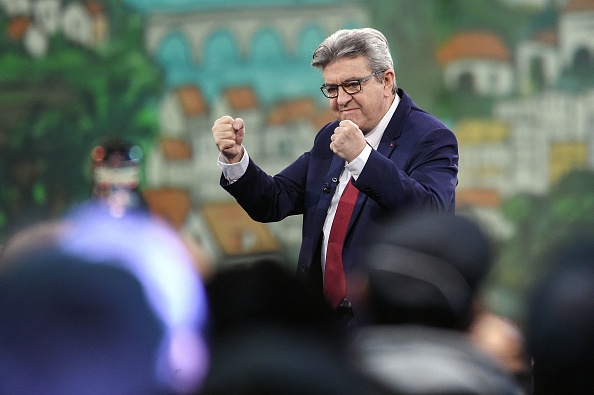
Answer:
[
  {"xmin": 0, "ymin": 204, "xmax": 209, "ymax": 395},
  {"xmin": 201, "ymin": 325, "xmax": 365, "ymax": 395},
  {"xmin": 201, "ymin": 259, "xmax": 364, "ymax": 394},
  {"xmin": 347, "ymin": 213, "xmax": 523, "ymax": 395},
  {"xmin": 0, "ymin": 249, "xmax": 166, "ymax": 395},
  {"xmin": 205, "ymin": 259, "xmax": 333, "ymax": 335},
  {"xmin": 526, "ymin": 240, "xmax": 594, "ymax": 395},
  {"xmin": 90, "ymin": 138, "xmax": 148, "ymax": 214},
  {"xmin": 351, "ymin": 212, "xmax": 493, "ymax": 330}
]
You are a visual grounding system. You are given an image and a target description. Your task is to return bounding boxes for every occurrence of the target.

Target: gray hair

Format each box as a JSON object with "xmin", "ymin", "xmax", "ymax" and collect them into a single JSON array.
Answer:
[{"xmin": 311, "ymin": 28, "xmax": 397, "ymax": 93}]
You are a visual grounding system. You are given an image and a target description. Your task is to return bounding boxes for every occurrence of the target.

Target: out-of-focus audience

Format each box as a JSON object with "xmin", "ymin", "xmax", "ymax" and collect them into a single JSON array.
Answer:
[
  {"xmin": 345, "ymin": 212, "xmax": 525, "ymax": 394},
  {"xmin": 204, "ymin": 258, "xmax": 334, "ymax": 337},
  {"xmin": 526, "ymin": 239, "xmax": 594, "ymax": 395},
  {"xmin": 0, "ymin": 203, "xmax": 209, "ymax": 395},
  {"xmin": 200, "ymin": 259, "xmax": 364, "ymax": 395},
  {"xmin": 6, "ymin": 203, "xmax": 594, "ymax": 395}
]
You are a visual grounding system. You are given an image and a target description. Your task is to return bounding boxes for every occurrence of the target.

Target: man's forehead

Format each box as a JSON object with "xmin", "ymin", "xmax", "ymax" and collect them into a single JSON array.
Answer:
[{"xmin": 322, "ymin": 57, "xmax": 370, "ymax": 81}]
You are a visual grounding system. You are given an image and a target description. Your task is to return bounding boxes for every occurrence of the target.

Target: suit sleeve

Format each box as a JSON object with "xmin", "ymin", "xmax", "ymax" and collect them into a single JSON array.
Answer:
[
  {"xmin": 221, "ymin": 152, "xmax": 310, "ymax": 223},
  {"xmin": 354, "ymin": 127, "xmax": 458, "ymax": 214}
]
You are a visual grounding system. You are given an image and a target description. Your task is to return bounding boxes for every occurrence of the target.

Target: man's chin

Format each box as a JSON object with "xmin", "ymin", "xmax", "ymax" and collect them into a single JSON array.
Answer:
[{"xmin": 340, "ymin": 113, "xmax": 359, "ymax": 123}]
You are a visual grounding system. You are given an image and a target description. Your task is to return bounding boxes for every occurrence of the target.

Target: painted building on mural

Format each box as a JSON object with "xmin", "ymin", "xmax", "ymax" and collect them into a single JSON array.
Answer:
[
  {"xmin": 439, "ymin": 0, "xmax": 594, "ymax": 205},
  {"xmin": 437, "ymin": 32, "xmax": 514, "ymax": 97},
  {"xmin": 0, "ymin": 0, "xmax": 356, "ymax": 263},
  {"xmin": 2, "ymin": 0, "xmax": 108, "ymax": 57},
  {"xmin": 140, "ymin": 0, "xmax": 369, "ymax": 264},
  {"xmin": 4, "ymin": 0, "xmax": 590, "ymax": 261}
]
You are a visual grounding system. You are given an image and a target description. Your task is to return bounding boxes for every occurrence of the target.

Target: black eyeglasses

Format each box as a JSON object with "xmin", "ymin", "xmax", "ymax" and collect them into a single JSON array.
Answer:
[{"xmin": 320, "ymin": 71, "xmax": 383, "ymax": 98}]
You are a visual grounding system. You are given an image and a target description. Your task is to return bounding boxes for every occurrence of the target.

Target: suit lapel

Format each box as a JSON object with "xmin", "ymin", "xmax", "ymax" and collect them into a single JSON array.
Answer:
[
  {"xmin": 377, "ymin": 89, "xmax": 412, "ymax": 158},
  {"xmin": 349, "ymin": 90, "xmax": 412, "ymax": 234}
]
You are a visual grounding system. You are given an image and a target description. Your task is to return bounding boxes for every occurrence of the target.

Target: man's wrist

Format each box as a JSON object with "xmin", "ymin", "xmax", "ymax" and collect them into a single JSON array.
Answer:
[
  {"xmin": 220, "ymin": 147, "xmax": 244, "ymax": 164},
  {"xmin": 346, "ymin": 144, "xmax": 372, "ymax": 178},
  {"xmin": 217, "ymin": 147, "xmax": 249, "ymax": 183}
]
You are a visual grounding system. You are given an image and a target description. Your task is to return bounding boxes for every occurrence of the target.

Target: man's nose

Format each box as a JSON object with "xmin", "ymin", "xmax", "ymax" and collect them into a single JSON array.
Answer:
[{"xmin": 336, "ymin": 86, "xmax": 352, "ymax": 105}]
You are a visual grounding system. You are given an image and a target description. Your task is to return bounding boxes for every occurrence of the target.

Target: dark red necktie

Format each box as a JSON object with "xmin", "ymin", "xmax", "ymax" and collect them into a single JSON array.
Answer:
[{"xmin": 324, "ymin": 178, "xmax": 359, "ymax": 309}]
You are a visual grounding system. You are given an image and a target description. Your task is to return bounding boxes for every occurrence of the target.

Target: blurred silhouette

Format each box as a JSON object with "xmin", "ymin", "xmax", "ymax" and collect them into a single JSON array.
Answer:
[
  {"xmin": 205, "ymin": 259, "xmax": 333, "ymax": 336},
  {"xmin": 349, "ymin": 212, "xmax": 493, "ymax": 329},
  {"xmin": 526, "ymin": 240, "xmax": 594, "ymax": 395},
  {"xmin": 89, "ymin": 137, "xmax": 214, "ymax": 280},
  {"xmin": 346, "ymin": 212, "xmax": 523, "ymax": 394},
  {"xmin": 200, "ymin": 259, "xmax": 365, "ymax": 394},
  {"xmin": 470, "ymin": 312, "xmax": 533, "ymax": 394},
  {"xmin": 90, "ymin": 137, "xmax": 149, "ymax": 216},
  {"xmin": 0, "ymin": 203, "xmax": 209, "ymax": 395}
]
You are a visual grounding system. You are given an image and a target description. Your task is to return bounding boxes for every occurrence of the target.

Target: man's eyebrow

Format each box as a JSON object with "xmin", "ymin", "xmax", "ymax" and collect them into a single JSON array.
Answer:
[{"xmin": 324, "ymin": 76, "xmax": 360, "ymax": 85}]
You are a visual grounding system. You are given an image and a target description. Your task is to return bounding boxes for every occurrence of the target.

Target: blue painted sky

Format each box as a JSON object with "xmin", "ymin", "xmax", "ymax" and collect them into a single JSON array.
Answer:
[{"xmin": 124, "ymin": 0, "xmax": 341, "ymax": 13}]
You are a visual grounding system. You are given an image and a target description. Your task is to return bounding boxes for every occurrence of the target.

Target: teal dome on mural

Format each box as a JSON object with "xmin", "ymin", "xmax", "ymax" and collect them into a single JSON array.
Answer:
[
  {"xmin": 133, "ymin": 0, "xmax": 364, "ymax": 106},
  {"xmin": 154, "ymin": 27, "xmax": 328, "ymax": 105}
]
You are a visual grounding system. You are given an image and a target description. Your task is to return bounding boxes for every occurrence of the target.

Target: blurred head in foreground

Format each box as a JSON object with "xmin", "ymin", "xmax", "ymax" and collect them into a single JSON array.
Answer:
[
  {"xmin": 347, "ymin": 213, "xmax": 522, "ymax": 394},
  {"xmin": 0, "ymin": 203, "xmax": 209, "ymax": 395},
  {"xmin": 201, "ymin": 259, "xmax": 362, "ymax": 394},
  {"xmin": 350, "ymin": 212, "xmax": 493, "ymax": 329},
  {"xmin": 526, "ymin": 240, "xmax": 594, "ymax": 395}
]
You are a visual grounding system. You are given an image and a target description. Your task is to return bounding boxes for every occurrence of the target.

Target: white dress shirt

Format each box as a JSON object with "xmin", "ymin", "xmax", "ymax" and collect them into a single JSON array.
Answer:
[{"xmin": 320, "ymin": 94, "xmax": 400, "ymax": 273}]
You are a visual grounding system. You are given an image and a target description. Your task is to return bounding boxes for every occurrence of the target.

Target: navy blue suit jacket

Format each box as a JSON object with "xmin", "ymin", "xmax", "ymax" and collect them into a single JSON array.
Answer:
[{"xmin": 222, "ymin": 89, "xmax": 458, "ymax": 289}]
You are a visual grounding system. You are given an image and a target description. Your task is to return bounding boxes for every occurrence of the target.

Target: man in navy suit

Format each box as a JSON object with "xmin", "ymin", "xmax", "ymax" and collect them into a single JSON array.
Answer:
[{"xmin": 211, "ymin": 28, "xmax": 458, "ymax": 327}]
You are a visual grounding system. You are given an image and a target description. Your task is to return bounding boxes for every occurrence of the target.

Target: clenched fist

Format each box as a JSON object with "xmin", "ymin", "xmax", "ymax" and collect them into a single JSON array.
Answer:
[
  {"xmin": 212, "ymin": 116, "xmax": 245, "ymax": 163},
  {"xmin": 330, "ymin": 120, "xmax": 367, "ymax": 162}
]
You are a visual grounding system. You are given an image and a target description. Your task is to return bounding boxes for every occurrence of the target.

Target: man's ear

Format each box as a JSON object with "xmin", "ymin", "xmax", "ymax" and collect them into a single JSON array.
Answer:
[{"xmin": 383, "ymin": 70, "xmax": 396, "ymax": 94}]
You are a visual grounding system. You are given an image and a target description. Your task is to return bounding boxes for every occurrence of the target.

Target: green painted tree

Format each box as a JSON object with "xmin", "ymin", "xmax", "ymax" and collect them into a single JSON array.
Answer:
[
  {"xmin": 484, "ymin": 169, "xmax": 594, "ymax": 322},
  {"xmin": 365, "ymin": 0, "xmax": 536, "ymax": 116},
  {"xmin": 0, "ymin": 1, "xmax": 163, "ymax": 238}
]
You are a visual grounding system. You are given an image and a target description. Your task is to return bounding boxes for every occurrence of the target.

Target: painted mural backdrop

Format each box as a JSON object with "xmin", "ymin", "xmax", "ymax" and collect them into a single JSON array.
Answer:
[{"xmin": 1, "ymin": 0, "xmax": 593, "ymax": 320}]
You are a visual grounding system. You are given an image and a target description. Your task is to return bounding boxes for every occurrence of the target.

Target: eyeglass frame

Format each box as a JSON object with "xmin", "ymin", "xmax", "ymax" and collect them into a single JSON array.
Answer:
[{"xmin": 320, "ymin": 70, "xmax": 384, "ymax": 99}]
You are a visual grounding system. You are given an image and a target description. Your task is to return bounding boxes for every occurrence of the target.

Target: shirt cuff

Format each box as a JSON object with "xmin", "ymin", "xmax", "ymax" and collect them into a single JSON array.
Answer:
[
  {"xmin": 345, "ymin": 144, "xmax": 372, "ymax": 180},
  {"xmin": 217, "ymin": 148, "xmax": 250, "ymax": 184}
]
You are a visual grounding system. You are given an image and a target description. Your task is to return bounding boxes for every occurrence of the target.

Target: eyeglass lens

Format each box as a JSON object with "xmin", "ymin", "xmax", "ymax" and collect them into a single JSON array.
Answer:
[
  {"xmin": 324, "ymin": 81, "xmax": 361, "ymax": 97},
  {"xmin": 321, "ymin": 72, "xmax": 379, "ymax": 98}
]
